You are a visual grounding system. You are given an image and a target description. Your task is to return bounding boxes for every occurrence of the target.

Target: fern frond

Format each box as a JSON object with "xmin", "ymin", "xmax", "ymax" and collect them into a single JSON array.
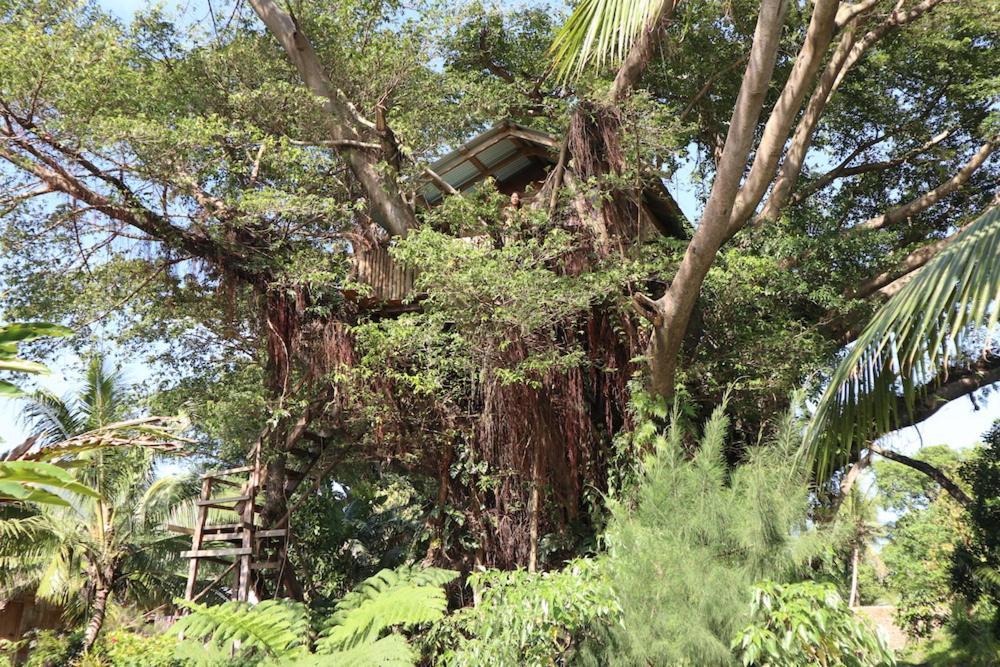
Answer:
[
  {"xmin": 317, "ymin": 585, "xmax": 449, "ymax": 652},
  {"xmin": 172, "ymin": 598, "xmax": 312, "ymax": 658},
  {"xmin": 332, "ymin": 566, "xmax": 458, "ymax": 614},
  {"xmin": 289, "ymin": 634, "xmax": 416, "ymax": 667}
]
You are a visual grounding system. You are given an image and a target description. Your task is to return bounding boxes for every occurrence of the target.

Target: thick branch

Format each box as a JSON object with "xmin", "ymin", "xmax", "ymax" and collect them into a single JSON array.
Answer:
[
  {"xmin": 759, "ymin": 0, "xmax": 952, "ymax": 223},
  {"xmin": 247, "ymin": 0, "xmax": 416, "ymax": 237},
  {"xmin": 643, "ymin": 0, "xmax": 789, "ymax": 398},
  {"xmin": 868, "ymin": 442, "xmax": 972, "ymax": 508},
  {"xmin": 0, "ymin": 138, "xmax": 248, "ymax": 278},
  {"xmin": 853, "ymin": 139, "xmax": 997, "ymax": 233},
  {"xmin": 727, "ymin": 0, "xmax": 840, "ymax": 232}
]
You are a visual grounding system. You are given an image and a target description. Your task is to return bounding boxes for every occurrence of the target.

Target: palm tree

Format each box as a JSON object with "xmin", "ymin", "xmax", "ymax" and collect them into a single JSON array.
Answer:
[
  {"xmin": 549, "ymin": 0, "xmax": 671, "ymax": 81},
  {"xmin": 807, "ymin": 204, "xmax": 1000, "ymax": 475},
  {"xmin": 0, "ymin": 355, "xmax": 195, "ymax": 651},
  {"xmin": 840, "ymin": 486, "xmax": 881, "ymax": 607}
]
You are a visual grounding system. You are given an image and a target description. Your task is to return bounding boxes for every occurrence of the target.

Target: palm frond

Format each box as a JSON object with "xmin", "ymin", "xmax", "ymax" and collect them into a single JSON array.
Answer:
[
  {"xmin": 549, "ymin": 0, "xmax": 669, "ymax": 82},
  {"xmin": 20, "ymin": 390, "xmax": 83, "ymax": 446},
  {"xmin": 78, "ymin": 354, "xmax": 128, "ymax": 429},
  {"xmin": 806, "ymin": 205, "xmax": 1000, "ymax": 477}
]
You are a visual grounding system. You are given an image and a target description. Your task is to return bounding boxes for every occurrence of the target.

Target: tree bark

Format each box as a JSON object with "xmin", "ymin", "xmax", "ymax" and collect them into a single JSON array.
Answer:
[
  {"xmin": 641, "ymin": 0, "xmax": 790, "ymax": 398},
  {"xmin": 82, "ymin": 584, "xmax": 111, "ymax": 652}
]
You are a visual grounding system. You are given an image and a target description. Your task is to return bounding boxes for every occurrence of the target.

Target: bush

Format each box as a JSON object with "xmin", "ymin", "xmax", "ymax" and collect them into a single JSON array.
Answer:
[
  {"xmin": 733, "ymin": 581, "xmax": 895, "ymax": 666},
  {"xmin": 586, "ymin": 398, "xmax": 822, "ymax": 666},
  {"xmin": 427, "ymin": 558, "xmax": 619, "ymax": 666},
  {"xmin": 95, "ymin": 629, "xmax": 180, "ymax": 667},
  {"xmin": 23, "ymin": 630, "xmax": 82, "ymax": 667}
]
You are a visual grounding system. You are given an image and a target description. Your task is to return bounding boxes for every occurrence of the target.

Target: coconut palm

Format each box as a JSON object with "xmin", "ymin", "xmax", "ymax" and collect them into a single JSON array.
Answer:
[
  {"xmin": 806, "ymin": 204, "xmax": 1000, "ymax": 475},
  {"xmin": 0, "ymin": 355, "xmax": 195, "ymax": 651}
]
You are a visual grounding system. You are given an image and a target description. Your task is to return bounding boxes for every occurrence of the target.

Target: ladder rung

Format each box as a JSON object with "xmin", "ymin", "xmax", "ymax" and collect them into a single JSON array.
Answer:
[
  {"xmin": 202, "ymin": 523, "xmax": 245, "ymax": 533},
  {"xmin": 196, "ymin": 495, "xmax": 251, "ymax": 507},
  {"xmin": 202, "ymin": 466, "xmax": 254, "ymax": 479},
  {"xmin": 256, "ymin": 528, "xmax": 288, "ymax": 539},
  {"xmin": 251, "ymin": 561, "xmax": 281, "ymax": 570},
  {"xmin": 170, "ymin": 523, "xmax": 255, "ymax": 535},
  {"xmin": 211, "ymin": 477, "xmax": 243, "ymax": 488},
  {"xmin": 201, "ymin": 528, "xmax": 287, "ymax": 542},
  {"xmin": 202, "ymin": 532, "xmax": 245, "ymax": 542},
  {"xmin": 182, "ymin": 547, "xmax": 252, "ymax": 558}
]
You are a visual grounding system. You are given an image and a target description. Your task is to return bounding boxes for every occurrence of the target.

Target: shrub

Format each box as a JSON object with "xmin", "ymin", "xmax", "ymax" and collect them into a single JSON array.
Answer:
[
  {"xmin": 23, "ymin": 630, "xmax": 82, "ymax": 667},
  {"xmin": 733, "ymin": 581, "xmax": 895, "ymax": 667},
  {"xmin": 587, "ymin": 398, "xmax": 822, "ymax": 666},
  {"xmin": 96, "ymin": 629, "xmax": 180, "ymax": 667},
  {"xmin": 427, "ymin": 558, "xmax": 619, "ymax": 666}
]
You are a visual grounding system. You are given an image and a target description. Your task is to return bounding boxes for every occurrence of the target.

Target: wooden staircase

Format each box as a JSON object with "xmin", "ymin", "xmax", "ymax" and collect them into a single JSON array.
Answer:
[{"xmin": 176, "ymin": 461, "xmax": 289, "ymax": 603}]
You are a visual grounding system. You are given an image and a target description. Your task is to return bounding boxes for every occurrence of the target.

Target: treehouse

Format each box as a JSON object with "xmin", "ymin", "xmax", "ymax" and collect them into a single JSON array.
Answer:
[{"xmin": 348, "ymin": 120, "xmax": 689, "ymax": 308}]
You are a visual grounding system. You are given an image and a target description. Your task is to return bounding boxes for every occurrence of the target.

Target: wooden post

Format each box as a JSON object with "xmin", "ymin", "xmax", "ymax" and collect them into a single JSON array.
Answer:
[
  {"xmin": 236, "ymin": 449, "xmax": 260, "ymax": 602},
  {"xmin": 184, "ymin": 478, "xmax": 212, "ymax": 601}
]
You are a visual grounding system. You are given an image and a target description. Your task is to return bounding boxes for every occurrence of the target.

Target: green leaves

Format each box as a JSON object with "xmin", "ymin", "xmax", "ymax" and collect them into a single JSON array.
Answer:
[
  {"xmin": 317, "ymin": 566, "xmax": 458, "ymax": 653},
  {"xmin": 173, "ymin": 598, "xmax": 313, "ymax": 659},
  {"xmin": 0, "ymin": 322, "xmax": 71, "ymax": 397},
  {"xmin": 733, "ymin": 581, "xmax": 895, "ymax": 667},
  {"xmin": 806, "ymin": 205, "xmax": 1000, "ymax": 477},
  {"xmin": 549, "ymin": 0, "xmax": 668, "ymax": 82},
  {"xmin": 172, "ymin": 565, "xmax": 457, "ymax": 665},
  {"xmin": 0, "ymin": 460, "xmax": 99, "ymax": 506},
  {"xmin": 431, "ymin": 559, "xmax": 619, "ymax": 666}
]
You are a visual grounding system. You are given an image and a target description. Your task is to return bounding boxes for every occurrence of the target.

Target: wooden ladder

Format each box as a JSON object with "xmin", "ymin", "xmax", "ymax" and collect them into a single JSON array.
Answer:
[{"xmin": 178, "ymin": 462, "xmax": 288, "ymax": 603}]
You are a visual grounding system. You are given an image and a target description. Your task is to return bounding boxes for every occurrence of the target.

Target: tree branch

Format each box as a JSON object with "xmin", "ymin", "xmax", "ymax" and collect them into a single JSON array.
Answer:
[
  {"xmin": 759, "ymin": 0, "xmax": 953, "ymax": 224},
  {"xmin": 791, "ymin": 126, "xmax": 956, "ymax": 207},
  {"xmin": 853, "ymin": 138, "xmax": 997, "ymax": 233},
  {"xmin": 643, "ymin": 0, "xmax": 789, "ymax": 398},
  {"xmin": 868, "ymin": 442, "xmax": 972, "ymax": 508},
  {"xmin": 246, "ymin": 0, "xmax": 416, "ymax": 237},
  {"xmin": 727, "ymin": 0, "xmax": 840, "ymax": 232}
]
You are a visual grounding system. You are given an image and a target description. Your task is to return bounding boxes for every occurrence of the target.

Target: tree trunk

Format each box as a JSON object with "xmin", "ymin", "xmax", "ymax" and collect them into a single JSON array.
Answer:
[
  {"xmin": 609, "ymin": 0, "xmax": 682, "ymax": 101},
  {"xmin": 82, "ymin": 585, "xmax": 111, "ymax": 652},
  {"xmin": 849, "ymin": 543, "xmax": 860, "ymax": 607}
]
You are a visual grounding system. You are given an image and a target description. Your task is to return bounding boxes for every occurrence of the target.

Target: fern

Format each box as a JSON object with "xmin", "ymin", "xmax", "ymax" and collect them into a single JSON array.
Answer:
[
  {"xmin": 172, "ymin": 598, "xmax": 312, "ymax": 659},
  {"xmin": 289, "ymin": 635, "xmax": 415, "ymax": 666},
  {"xmin": 317, "ymin": 585, "xmax": 449, "ymax": 652},
  {"xmin": 316, "ymin": 566, "xmax": 457, "ymax": 653},
  {"xmin": 332, "ymin": 566, "xmax": 458, "ymax": 614},
  {"xmin": 172, "ymin": 565, "xmax": 457, "ymax": 666}
]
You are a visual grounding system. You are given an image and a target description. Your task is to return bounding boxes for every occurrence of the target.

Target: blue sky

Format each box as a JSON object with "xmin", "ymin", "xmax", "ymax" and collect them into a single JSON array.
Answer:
[{"xmin": 2, "ymin": 0, "xmax": 998, "ymax": 467}]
